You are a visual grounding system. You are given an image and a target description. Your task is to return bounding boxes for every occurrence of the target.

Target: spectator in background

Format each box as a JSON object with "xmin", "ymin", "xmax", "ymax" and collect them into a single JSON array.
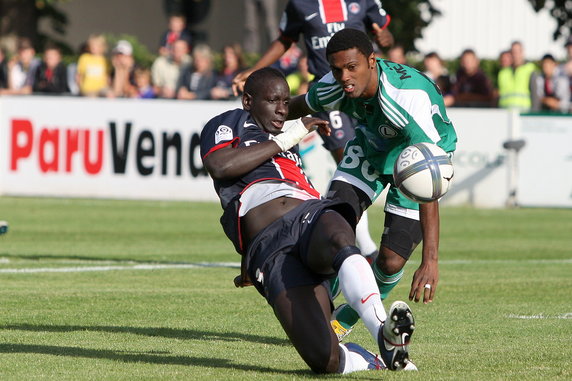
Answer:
[
  {"xmin": 132, "ymin": 67, "xmax": 156, "ymax": 99},
  {"xmin": 76, "ymin": 34, "xmax": 110, "ymax": 97},
  {"xmin": 0, "ymin": 48, "xmax": 9, "ymax": 89},
  {"xmin": 423, "ymin": 51, "xmax": 454, "ymax": 106},
  {"xmin": 498, "ymin": 41, "xmax": 536, "ymax": 110},
  {"xmin": 387, "ymin": 44, "xmax": 407, "ymax": 65},
  {"xmin": 530, "ymin": 54, "xmax": 570, "ymax": 113},
  {"xmin": 211, "ymin": 43, "xmax": 245, "ymax": 100},
  {"xmin": 243, "ymin": 0, "xmax": 279, "ymax": 54},
  {"xmin": 152, "ymin": 39, "xmax": 191, "ymax": 98},
  {"xmin": 560, "ymin": 36, "xmax": 572, "ymax": 110},
  {"xmin": 492, "ymin": 50, "xmax": 513, "ymax": 104},
  {"xmin": 286, "ymin": 54, "xmax": 314, "ymax": 95},
  {"xmin": 1, "ymin": 38, "xmax": 40, "ymax": 95},
  {"xmin": 33, "ymin": 44, "xmax": 69, "ymax": 94},
  {"xmin": 450, "ymin": 49, "xmax": 494, "ymax": 107},
  {"xmin": 109, "ymin": 40, "xmax": 136, "ymax": 98},
  {"xmin": 66, "ymin": 42, "xmax": 88, "ymax": 96},
  {"xmin": 159, "ymin": 13, "xmax": 192, "ymax": 57},
  {"xmin": 177, "ymin": 43, "xmax": 217, "ymax": 100},
  {"xmin": 499, "ymin": 50, "xmax": 512, "ymax": 69},
  {"xmin": 271, "ymin": 43, "xmax": 303, "ymax": 77}
]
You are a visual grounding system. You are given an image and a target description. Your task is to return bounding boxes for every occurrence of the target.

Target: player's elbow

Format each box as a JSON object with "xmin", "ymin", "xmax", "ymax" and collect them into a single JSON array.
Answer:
[
  {"xmin": 205, "ymin": 164, "xmax": 231, "ymax": 180},
  {"xmin": 204, "ymin": 156, "xmax": 233, "ymax": 180}
]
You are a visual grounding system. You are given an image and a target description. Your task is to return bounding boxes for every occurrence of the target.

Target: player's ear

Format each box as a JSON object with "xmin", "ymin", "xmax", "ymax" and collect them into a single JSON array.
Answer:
[
  {"xmin": 242, "ymin": 92, "xmax": 252, "ymax": 111},
  {"xmin": 368, "ymin": 53, "xmax": 376, "ymax": 69}
]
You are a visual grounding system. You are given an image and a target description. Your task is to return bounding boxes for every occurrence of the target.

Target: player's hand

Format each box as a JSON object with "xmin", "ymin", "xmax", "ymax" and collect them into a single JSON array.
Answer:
[
  {"xmin": 301, "ymin": 116, "xmax": 330, "ymax": 136},
  {"xmin": 233, "ymin": 274, "xmax": 253, "ymax": 288},
  {"xmin": 409, "ymin": 260, "xmax": 438, "ymax": 304},
  {"xmin": 232, "ymin": 70, "xmax": 252, "ymax": 96},
  {"xmin": 372, "ymin": 23, "xmax": 394, "ymax": 48}
]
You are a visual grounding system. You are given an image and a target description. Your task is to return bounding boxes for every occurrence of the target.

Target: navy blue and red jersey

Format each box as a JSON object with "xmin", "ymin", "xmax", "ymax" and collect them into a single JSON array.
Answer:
[
  {"xmin": 200, "ymin": 109, "xmax": 320, "ymax": 253},
  {"xmin": 280, "ymin": 0, "xmax": 390, "ymax": 78}
]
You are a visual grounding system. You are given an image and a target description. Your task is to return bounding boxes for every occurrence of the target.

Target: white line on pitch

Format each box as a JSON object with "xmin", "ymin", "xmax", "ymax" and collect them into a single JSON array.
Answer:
[
  {"xmin": 0, "ymin": 262, "xmax": 240, "ymax": 274},
  {"xmin": 507, "ymin": 313, "xmax": 572, "ymax": 320},
  {"xmin": 420, "ymin": 259, "xmax": 572, "ymax": 265}
]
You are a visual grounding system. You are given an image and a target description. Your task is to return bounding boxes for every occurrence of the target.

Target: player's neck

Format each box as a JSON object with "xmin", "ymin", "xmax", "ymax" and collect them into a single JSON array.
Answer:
[{"xmin": 361, "ymin": 65, "xmax": 380, "ymax": 99}]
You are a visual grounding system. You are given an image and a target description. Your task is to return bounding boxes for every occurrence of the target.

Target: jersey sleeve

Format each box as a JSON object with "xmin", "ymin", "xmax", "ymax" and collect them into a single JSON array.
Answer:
[
  {"xmin": 364, "ymin": 0, "xmax": 390, "ymax": 30},
  {"xmin": 379, "ymin": 69, "xmax": 451, "ymax": 146},
  {"xmin": 200, "ymin": 110, "xmax": 241, "ymax": 159},
  {"xmin": 305, "ymin": 73, "xmax": 345, "ymax": 113},
  {"xmin": 279, "ymin": 1, "xmax": 303, "ymax": 43}
]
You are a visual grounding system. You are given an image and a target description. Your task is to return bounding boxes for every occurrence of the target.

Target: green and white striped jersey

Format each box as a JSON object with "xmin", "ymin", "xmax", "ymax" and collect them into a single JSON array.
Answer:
[{"xmin": 305, "ymin": 58, "xmax": 457, "ymax": 174}]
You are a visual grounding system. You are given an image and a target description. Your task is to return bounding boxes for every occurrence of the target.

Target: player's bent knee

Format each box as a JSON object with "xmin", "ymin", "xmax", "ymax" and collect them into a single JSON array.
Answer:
[
  {"xmin": 377, "ymin": 248, "xmax": 407, "ymax": 274},
  {"xmin": 380, "ymin": 213, "xmax": 422, "ymax": 271},
  {"xmin": 307, "ymin": 212, "xmax": 355, "ymax": 274}
]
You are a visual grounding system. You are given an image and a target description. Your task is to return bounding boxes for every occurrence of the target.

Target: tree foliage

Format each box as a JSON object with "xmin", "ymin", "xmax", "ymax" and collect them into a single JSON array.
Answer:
[
  {"xmin": 528, "ymin": 0, "xmax": 572, "ymax": 40},
  {"xmin": 382, "ymin": 0, "xmax": 441, "ymax": 53},
  {"xmin": 0, "ymin": 0, "xmax": 70, "ymax": 53}
]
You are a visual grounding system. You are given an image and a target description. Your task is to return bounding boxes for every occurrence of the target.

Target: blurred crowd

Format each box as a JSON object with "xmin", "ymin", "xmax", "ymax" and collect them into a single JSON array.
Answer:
[{"xmin": 1, "ymin": 12, "xmax": 572, "ymax": 114}]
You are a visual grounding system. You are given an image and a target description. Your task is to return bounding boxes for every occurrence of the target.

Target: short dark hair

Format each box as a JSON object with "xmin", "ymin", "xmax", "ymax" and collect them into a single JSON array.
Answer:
[
  {"xmin": 424, "ymin": 51, "xmax": 441, "ymax": 61},
  {"xmin": 541, "ymin": 53, "xmax": 556, "ymax": 62},
  {"xmin": 326, "ymin": 28, "xmax": 373, "ymax": 59},
  {"xmin": 244, "ymin": 67, "xmax": 286, "ymax": 95},
  {"xmin": 461, "ymin": 48, "xmax": 477, "ymax": 58}
]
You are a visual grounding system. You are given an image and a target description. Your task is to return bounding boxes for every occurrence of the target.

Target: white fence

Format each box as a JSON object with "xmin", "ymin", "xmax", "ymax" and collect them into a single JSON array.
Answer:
[{"xmin": 1, "ymin": 96, "xmax": 570, "ymax": 208}]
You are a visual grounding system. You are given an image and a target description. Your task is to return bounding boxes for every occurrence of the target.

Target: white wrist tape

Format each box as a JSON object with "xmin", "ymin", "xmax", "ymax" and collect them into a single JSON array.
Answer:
[{"xmin": 271, "ymin": 119, "xmax": 309, "ymax": 151}]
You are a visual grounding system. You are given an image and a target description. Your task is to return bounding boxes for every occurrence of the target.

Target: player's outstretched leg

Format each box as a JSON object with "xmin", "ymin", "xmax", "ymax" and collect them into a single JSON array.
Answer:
[
  {"xmin": 330, "ymin": 246, "xmax": 406, "ymax": 341},
  {"xmin": 378, "ymin": 300, "xmax": 417, "ymax": 371},
  {"xmin": 273, "ymin": 284, "xmax": 386, "ymax": 374}
]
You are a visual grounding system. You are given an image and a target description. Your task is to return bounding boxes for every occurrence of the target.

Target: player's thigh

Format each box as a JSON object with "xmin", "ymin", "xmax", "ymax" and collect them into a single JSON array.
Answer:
[
  {"xmin": 305, "ymin": 210, "xmax": 355, "ymax": 275},
  {"xmin": 273, "ymin": 283, "xmax": 339, "ymax": 373},
  {"xmin": 327, "ymin": 134, "xmax": 388, "ymax": 217}
]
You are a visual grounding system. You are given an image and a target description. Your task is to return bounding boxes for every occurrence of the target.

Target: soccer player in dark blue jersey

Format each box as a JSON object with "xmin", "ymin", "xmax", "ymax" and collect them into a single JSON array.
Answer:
[
  {"xmin": 232, "ymin": 0, "xmax": 390, "ymax": 273},
  {"xmin": 201, "ymin": 67, "xmax": 416, "ymax": 373}
]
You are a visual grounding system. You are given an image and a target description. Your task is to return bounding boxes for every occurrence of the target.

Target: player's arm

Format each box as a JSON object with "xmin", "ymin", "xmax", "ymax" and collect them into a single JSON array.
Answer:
[
  {"xmin": 287, "ymin": 94, "xmax": 314, "ymax": 120},
  {"xmin": 232, "ymin": 37, "xmax": 292, "ymax": 96},
  {"xmin": 204, "ymin": 117, "xmax": 329, "ymax": 180},
  {"xmin": 409, "ymin": 200, "xmax": 439, "ymax": 304},
  {"xmin": 364, "ymin": 0, "xmax": 393, "ymax": 48},
  {"xmin": 372, "ymin": 22, "xmax": 394, "ymax": 49},
  {"xmin": 204, "ymin": 141, "xmax": 282, "ymax": 180}
]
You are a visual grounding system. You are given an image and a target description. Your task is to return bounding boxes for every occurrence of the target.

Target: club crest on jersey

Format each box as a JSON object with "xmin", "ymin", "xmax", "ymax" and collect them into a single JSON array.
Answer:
[
  {"xmin": 335, "ymin": 130, "xmax": 345, "ymax": 140},
  {"xmin": 348, "ymin": 2, "xmax": 360, "ymax": 14},
  {"xmin": 378, "ymin": 124, "xmax": 398, "ymax": 138},
  {"xmin": 214, "ymin": 125, "xmax": 233, "ymax": 144}
]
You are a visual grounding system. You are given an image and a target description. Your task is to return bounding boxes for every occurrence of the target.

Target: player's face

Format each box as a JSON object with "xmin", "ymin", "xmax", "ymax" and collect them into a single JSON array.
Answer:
[
  {"xmin": 243, "ymin": 78, "xmax": 290, "ymax": 135},
  {"xmin": 328, "ymin": 48, "xmax": 377, "ymax": 99}
]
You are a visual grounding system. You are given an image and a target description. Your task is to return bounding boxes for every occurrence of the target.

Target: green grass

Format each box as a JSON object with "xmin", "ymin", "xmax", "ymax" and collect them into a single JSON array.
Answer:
[{"xmin": 0, "ymin": 197, "xmax": 571, "ymax": 380}]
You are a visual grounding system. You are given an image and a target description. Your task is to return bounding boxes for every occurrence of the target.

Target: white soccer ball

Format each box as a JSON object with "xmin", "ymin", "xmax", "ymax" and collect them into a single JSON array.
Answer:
[{"xmin": 393, "ymin": 143, "xmax": 454, "ymax": 203}]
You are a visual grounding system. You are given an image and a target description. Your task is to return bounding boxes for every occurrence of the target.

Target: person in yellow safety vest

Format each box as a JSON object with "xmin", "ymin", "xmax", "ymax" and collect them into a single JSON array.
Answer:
[{"xmin": 498, "ymin": 41, "xmax": 537, "ymax": 110}]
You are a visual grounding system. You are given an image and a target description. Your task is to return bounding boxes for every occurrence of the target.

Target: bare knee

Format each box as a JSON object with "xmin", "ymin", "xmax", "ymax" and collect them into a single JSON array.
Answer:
[{"xmin": 377, "ymin": 247, "xmax": 406, "ymax": 274}]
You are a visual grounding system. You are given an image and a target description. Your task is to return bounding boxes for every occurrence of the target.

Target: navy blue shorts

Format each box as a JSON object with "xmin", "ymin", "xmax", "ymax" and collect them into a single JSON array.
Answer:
[{"xmin": 245, "ymin": 198, "xmax": 355, "ymax": 306}]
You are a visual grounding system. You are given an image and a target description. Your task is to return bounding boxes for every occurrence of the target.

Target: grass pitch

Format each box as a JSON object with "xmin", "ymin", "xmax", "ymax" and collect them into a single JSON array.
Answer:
[{"xmin": 0, "ymin": 196, "xmax": 570, "ymax": 380}]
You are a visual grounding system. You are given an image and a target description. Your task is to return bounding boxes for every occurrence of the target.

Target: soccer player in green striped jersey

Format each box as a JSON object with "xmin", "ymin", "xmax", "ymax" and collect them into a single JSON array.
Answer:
[{"xmin": 288, "ymin": 28, "xmax": 457, "ymax": 342}]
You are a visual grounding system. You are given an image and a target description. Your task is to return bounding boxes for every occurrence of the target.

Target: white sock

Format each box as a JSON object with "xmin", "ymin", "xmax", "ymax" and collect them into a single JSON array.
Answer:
[
  {"xmin": 355, "ymin": 211, "xmax": 377, "ymax": 255},
  {"xmin": 338, "ymin": 254, "xmax": 387, "ymax": 339},
  {"xmin": 338, "ymin": 344, "xmax": 370, "ymax": 374}
]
